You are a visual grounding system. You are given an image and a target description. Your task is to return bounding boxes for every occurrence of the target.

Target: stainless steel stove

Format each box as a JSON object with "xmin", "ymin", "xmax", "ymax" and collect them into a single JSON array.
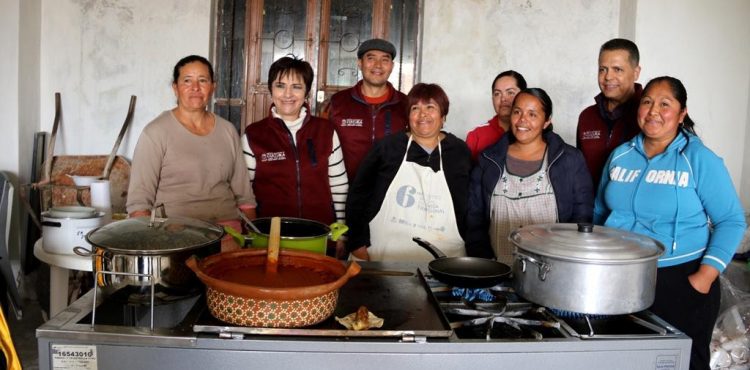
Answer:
[
  {"xmin": 37, "ymin": 261, "xmax": 691, "ymax": 370},
  {"xmin": 428, "ymin": 276, "xmax": 678, "ymax": 341}
]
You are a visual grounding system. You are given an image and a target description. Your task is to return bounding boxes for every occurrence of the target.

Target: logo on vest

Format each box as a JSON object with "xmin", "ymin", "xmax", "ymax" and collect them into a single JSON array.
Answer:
[
  {"xmin": 609, "ymin": 166, "xmax": 690, "ymax": 187},
  {"xmin": 581, "ymin": 130, "xmax": 601, "ymax": 140},
  {"xmin": 261, "ymin": 151, "xmax": 286, "ymax": 162},
  {"xmin": 341, "ymin": 118, "xmax": 363, "ymax": 127}
]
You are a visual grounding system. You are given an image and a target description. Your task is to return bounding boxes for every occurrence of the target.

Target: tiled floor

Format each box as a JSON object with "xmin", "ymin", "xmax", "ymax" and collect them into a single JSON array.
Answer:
[
  {"xmin": 8, "ymin": 299, "xmax": 43, "ymax": 370},
  {"xmin": 7, "ymin": 268, "xmax": 45, "ymax": 370}
]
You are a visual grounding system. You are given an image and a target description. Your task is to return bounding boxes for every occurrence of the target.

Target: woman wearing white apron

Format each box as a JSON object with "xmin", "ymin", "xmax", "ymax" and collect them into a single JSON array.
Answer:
[
  {"xmin": 465, "ymin": 88, "xmax": 594, "ymax": 261},
  {"xmin": 345, "ymin": 83, "xmax": 472, "ymax": 262}
]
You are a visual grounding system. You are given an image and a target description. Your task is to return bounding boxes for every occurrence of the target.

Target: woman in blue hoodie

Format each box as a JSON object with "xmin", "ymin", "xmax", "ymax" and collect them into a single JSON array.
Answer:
[{"xmin": 594, "ymin": 76, "xmax": 746, "ymax": 370}]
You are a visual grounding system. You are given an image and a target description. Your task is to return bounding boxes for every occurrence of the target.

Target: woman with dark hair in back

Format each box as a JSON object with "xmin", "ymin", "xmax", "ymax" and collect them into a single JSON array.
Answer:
[
  {"xmin": 465, "ymin": 88, "xmax": 594, "ymax": 264},
  {"xmin": 346, "ymin": 83, "xmax": 472, "ymax": 262},
  {"xmin": 594, "ymin": 76, "xmax": 746, "ymax": 370},
  {"xmin": 465, "ymin": 70, "xmax": 528, "ymax": 161}
]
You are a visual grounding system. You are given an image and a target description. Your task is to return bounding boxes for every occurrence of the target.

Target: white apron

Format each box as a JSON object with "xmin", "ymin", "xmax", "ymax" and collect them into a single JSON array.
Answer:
[{"xmin": 368, "ymin": 135, "xmax": 465, "ymax": 262}]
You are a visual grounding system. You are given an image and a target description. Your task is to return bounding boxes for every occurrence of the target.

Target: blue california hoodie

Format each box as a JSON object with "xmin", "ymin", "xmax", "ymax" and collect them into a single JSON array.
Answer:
[{"xmin": 593, "ymin": 130, "xmax": 746, "ymax": 272}]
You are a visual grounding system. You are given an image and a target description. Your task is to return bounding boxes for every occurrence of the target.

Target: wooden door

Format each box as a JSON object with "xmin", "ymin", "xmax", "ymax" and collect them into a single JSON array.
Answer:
[
  {"xmin": 214, "ymin": 0, "xmax": 419, "ymax": 130},
  {"xmin": 243, "ymin": 0, "xmax": 318, "ymax": 130}
]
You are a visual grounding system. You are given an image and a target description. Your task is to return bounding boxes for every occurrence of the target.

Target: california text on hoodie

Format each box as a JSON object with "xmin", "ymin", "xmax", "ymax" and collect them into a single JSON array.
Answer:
[{"xmin": 593, "ymin": 130, "xmax": 746, "ymax": 272}]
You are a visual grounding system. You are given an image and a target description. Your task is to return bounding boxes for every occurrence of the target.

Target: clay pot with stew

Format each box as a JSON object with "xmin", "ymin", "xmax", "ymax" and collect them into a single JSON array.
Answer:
[{"xmin": 186, "ymin": 249, "xmax": 360, "ymax": 327}]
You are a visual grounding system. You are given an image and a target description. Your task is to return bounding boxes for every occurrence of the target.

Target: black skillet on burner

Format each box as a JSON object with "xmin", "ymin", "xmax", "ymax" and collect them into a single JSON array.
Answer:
[{"xmin": 413, "ymin": 237, "xmax": 511, "ymax": 288}]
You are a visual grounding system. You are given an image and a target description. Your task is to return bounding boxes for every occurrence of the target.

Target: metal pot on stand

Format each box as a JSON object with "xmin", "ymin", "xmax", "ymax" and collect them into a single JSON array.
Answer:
[
  {"xmin": 75, "ymin": 212, "xmax": 224, "ymax": 299},
  {"xmin": 510, "ymin": 223, "xmax": 664, "ymax": 315}
]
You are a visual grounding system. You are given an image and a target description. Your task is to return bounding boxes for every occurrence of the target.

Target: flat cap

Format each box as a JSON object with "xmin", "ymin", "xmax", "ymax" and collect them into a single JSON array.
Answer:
[{"xmin": 357, "ymin": 38, "xmax": 396, "ymax": 59}]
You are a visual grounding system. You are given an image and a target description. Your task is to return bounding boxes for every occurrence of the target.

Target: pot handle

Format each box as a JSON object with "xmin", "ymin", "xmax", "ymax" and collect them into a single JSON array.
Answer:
[
  {"xmin": 41, "ymin": 221, "xmax": 62, "ymax": 228},
  {"xmin": 73, "ymin": 246, "xmax": 94, "ymax": 257},
  {"xmin": 223, "ymin": 225, "xmax": 245, "ymax": 247},
  {"xmin": 74, "ymin": 246, "xmax": 114, "ymax": 266},
  {"xmin": 515, "ymin": 251, "xmax": 550, "ymax": 281},
  {"xmin": 329, "ymin": 222, "xmax": 349, "ymax": 241},
  {"xmin": 185, "ymin": 255, "xmax": 199, "ymax": 273},
  {"xmin": 412, "ymin": 237, "xmax": 446, "ymax": 259},
  {"xmin": 345, "ymin": 260, "xmax": 362, "ymax": 278}
]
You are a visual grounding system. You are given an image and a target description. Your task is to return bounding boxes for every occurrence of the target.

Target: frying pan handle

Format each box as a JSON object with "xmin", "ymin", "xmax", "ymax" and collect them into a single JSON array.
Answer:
[{"xmin": 412, "ymin": 237, "xmax": 447, "ymax": 259}]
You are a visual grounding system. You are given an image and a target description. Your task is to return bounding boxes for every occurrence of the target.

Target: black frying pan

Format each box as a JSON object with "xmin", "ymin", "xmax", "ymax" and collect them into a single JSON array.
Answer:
[{"xmin": 413, "ymin": 237, "xmax": 511, "ymax": 288}]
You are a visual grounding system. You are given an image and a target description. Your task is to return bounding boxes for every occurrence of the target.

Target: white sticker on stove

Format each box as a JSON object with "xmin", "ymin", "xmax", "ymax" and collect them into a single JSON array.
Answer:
[
  {"xmin": 655, "ymin": 355, "xmax": 676, "ymax": 369},
  {"xmin": 51, "ymin": 344, "xmax": 97, "ymax": 370}
]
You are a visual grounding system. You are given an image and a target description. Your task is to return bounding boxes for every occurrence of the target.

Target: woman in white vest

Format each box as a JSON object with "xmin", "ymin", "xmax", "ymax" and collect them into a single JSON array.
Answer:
[{"xmin": 345, "ymin": 83, "xmax": 472, "ymax": 262}]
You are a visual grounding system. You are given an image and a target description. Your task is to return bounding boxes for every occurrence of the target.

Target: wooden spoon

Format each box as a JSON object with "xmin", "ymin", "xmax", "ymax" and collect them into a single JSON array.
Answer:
[{"xmin": 266, "ymin": 216, "xmax": 281, "ymax": 274}]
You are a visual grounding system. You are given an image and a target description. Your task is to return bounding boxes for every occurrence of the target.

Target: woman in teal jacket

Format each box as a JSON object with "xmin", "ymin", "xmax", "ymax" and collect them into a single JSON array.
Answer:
[{"xmin": 594, "ymin": 76, "xmax": 746, "ymax": 370}]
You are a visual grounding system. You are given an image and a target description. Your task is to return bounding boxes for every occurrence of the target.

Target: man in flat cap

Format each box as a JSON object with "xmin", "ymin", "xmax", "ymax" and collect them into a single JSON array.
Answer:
[{"xmin": 325, "ymin": 38, "xmax": 408, "ymax": 182}]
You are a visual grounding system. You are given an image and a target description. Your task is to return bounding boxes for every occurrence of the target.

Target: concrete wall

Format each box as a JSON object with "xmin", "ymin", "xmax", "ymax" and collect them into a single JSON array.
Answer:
[
  {"xmin": 744, "ymin": 89, "xmax": 750, "ymax": 211},
  {"xmin": 19, "ymin": 0, "xmax": 41, "ymax": 185},
  {"xmin": 1, "ymin": 0, "xmax": 748, "ymax": 209},
  {"xmin": 419, "ymin": 0, "xmax": 749, "ymax": 208},
  {"xmin": 38, "ymin": 0, "xmax": 214, "ymax": 158},
  {"xmin": 634, "ymin": 0, "xmax": 750, "ymax": 209},
  {"xmin": 0, "ymin": 0, "xmax": 21, "ymax": 176},
  {"xmin": 421, "ymin": 0, "xmax": 619, "ymax": 149}
]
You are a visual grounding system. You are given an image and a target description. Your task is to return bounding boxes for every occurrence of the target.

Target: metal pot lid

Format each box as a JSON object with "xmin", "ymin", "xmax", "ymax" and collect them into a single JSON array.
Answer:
[
  {"xmin": 509, "ymin": 223, "xmax": 664, "ymax": 263},
  {"xmin": 45, "ymin": 206, "xmax": 99, "ymax": 219},
  {"xmin": 85, "ymin": 215, "xmax": 224, "ymax": 255}
]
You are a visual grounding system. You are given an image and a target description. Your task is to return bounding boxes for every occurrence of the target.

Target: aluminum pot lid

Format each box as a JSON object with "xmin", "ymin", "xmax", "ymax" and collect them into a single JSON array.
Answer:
[
  {"xmin": 45, "ymin": 206, "xmax": 98, "ymax": 219},
  {"xmin": 85, "ymin": 215, "xmax": 224, "ymax": 255},
  {"xmin": 509, "ymin": 223, "xmax": 664, "ymax": 263}
]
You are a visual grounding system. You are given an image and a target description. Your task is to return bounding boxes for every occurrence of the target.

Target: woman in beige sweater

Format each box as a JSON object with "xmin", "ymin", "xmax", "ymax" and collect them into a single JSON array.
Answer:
[{"xmin": 127, "ymin": 55, "xmax": 256, "ymax": 249}]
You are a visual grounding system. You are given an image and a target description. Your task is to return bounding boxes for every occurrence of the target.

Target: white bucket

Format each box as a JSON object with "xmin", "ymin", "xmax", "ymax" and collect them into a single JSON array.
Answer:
[{"xmin": 41, "ymin": 212, "xmax": 104, "ymax": 255}]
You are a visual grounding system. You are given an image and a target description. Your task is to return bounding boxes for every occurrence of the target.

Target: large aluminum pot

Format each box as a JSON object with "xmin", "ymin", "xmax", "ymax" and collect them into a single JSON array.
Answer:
[
  {"xmin": 41, "ymin": 207, "xmax": 104, "ymax": 255},
  {"xmin": 186, "ymin": 249, "xmax": 360, "ymax": 328},
  {"xmin": 510, "ymin": 223, "xmax": 664, "ymax": 315},
  {"xmin": 77, "ymin": 215, "xmax": 224, "ymax": 297}
]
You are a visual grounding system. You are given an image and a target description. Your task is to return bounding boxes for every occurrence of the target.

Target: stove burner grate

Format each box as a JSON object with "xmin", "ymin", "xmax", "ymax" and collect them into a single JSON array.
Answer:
[{"xmin": 447, "ymin": 306, "xmax": 561, "ymax": 340}]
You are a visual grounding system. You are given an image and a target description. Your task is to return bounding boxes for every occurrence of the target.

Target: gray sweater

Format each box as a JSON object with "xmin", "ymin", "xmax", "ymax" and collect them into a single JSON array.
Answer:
[{"xmin": 127, "ymin": 110, "xmax": 255, "ymax": 222}]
